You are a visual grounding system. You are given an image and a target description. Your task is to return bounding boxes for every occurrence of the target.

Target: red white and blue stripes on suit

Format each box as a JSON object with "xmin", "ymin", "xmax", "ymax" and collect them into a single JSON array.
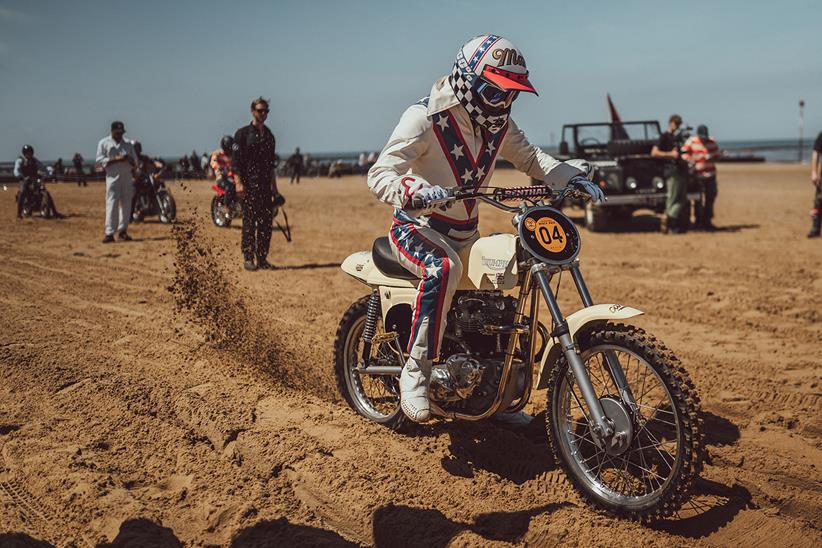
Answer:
[{"xmin": 388, "ymin": 106, "xmax": 504, "ymax": 361}]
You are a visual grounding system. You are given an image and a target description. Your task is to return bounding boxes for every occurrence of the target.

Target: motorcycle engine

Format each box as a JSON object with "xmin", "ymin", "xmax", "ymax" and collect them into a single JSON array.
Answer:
[{"xmin": 431, "ymin": 292, "xmax": 525, "ymax": 410}]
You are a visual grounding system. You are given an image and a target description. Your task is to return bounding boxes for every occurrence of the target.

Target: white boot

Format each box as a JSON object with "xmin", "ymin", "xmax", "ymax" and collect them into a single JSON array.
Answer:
[{"xmin": 400, "ymin": 357, "xmax": 431, "ymax": 423}]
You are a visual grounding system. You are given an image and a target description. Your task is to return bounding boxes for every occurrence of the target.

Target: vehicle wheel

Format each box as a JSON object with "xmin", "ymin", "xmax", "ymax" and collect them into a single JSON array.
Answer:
[
  {"xmin": 159, "ymin": 193, "xmax": 176, "ymax": 223},
  {"xmin": 131, "ymin": 197, "xmax": 145, "ymax": 222},
  {"xmin": 334, "ymin": 295, "xmax": 407, "ymax": 431},
  {"xmin": 546, "ymin": 323, "xmax": 704, "ymax": 522},
  {"xmin": 211, "ymin": 196, "xmax": 231, "ymax": 227},
  {"xmin": 585, "ymin": 203, "xmax": 608, "ymax": 232},
  {"xmin": 40, "ymin": 195, "xmax": 52, "ymax": 219}
]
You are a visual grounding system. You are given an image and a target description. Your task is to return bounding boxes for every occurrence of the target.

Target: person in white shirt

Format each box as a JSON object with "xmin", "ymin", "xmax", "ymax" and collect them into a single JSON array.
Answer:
[
  {"xmin": 96, "ymin": 121, "xmax": 137, "ymax": 243},
  {"xmin": 368, "ymin": 34, "xmax": 604, "ymax": 423}
]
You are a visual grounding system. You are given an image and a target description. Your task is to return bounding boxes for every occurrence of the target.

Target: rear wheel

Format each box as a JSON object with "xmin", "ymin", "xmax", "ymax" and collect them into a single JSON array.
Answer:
[
  {"xmin": 546, "ymin": 323, "xmax": 703, "ymax": 522},
  {"xmin": 334, "ymin": 295, "xmax": 407, "ymax": 431}
]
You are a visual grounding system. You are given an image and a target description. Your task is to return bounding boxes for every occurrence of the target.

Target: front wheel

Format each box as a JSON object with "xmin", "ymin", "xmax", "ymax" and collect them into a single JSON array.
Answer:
[
  {"xmin": 546, "ymin": 322, "xmax": 704, "ymax": 522},
  {"xmin": 40, "ymin": 193, "xmax": 52, "ymax": 219},
  {"xmin": 211, "ymin": 195, "xmax": 231, "ymax": 227},
  {"xmin": 333, "ymin": 295, "xmax": 407, "ymax": 431}
]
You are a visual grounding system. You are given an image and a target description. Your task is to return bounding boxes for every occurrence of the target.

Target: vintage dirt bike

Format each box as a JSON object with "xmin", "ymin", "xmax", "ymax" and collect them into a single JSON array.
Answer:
[
  {"xmin": 16, "ymin": 178, "xmax": 54, "ymax": 218},
  {"xmin": 334, "ymin": 185, "xmax": 704, "ymax": 521},
  {"xmin": 131, "ymin": 172, "xmax": 176, "ymax": 223}
]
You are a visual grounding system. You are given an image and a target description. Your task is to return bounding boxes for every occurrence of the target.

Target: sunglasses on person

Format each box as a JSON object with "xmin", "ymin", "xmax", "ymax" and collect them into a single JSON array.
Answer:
[
  {"xmin": 255, "ymin": 107, "xmax": 270, "ymax": 114},
  {"xmin": 475, "ymin": 79, "xmax": 518, "ymax": 106}
]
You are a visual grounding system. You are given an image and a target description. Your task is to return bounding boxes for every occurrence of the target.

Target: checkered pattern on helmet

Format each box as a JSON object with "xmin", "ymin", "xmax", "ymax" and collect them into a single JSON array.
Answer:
[{"xmin": 448, "ymin": 50, "xmax": 510, "ymax": 134}]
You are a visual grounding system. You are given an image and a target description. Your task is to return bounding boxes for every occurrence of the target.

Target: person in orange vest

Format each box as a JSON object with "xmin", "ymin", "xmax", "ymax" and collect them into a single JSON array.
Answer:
[{"xmin": 681, "ymin": 125, "xmax": 720, "ymax": 230}]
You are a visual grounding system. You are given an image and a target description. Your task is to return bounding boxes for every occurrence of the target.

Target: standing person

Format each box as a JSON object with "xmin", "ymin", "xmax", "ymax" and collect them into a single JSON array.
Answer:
[
  {"xmin": 190, "ymin": 150, "xmax": 201, "ymax": 176},
  {"xmin": 53, "ymin": 158, "xmax": 65, "ymax": 180},
  {"xmin": 201, "ymin": 152, "xmax": 211, "ymax": 178},
  {"xmin": 651, "ymin": 114, "xmax": 689, "ymax": 234},
  {"xmin": 368, "ymin": 34, "xmax": 603, "ymax": 422},
  {"xmin": 233, "ymin": 97, "xmax": 279, "ymax": 271},
  {"xmin": 681, "ymin": 125, "xmax": 720, "ymax": 230},
  {"xmin": 72, "ymin": 153, "xmax": 87, "ymax": 186},
  {"xmin": 809, "ymin": 131, "xmax": 822, "ymax": 238},
  {"xmin": 288, "ymin": 147, "xmax": 303, "ymax": 184},
  {"xmin": 96, "ymin": 121, "xmax": 137, "ymax": 243}
]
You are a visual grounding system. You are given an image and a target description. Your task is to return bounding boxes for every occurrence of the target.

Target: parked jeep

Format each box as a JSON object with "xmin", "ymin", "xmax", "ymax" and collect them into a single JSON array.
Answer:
[{"xmin": 541, "ymin": 121, "xmax": 703, "ymax": 231}]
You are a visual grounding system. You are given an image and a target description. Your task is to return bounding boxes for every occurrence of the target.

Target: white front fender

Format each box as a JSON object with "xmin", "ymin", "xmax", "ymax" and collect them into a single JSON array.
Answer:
[{"xmin": 535, "ymin": 304, "xmax": 644, "ymax": 390}]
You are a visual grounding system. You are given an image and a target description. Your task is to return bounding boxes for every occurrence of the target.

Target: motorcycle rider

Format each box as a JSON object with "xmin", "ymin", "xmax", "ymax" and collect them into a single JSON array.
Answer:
[
  {"xmin": 368, "ymin": 34, "xmax": 604, "ymax": 423},
  {"xmin": 14, "ymin": 145, "xmax": 63, "ymax": 219},
  {"xmin": 211, "ymin": 135, "xmax": 238, "ymax": 207}
]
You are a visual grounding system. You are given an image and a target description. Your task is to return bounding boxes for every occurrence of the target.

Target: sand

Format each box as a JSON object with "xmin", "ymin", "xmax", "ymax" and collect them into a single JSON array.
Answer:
[{"xmin": 0, "ymin": 163, "xmax": 820, "ymax": 546}]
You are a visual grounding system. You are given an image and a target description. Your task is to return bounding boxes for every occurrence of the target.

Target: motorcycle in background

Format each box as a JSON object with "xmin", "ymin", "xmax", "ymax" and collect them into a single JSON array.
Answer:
[
  {"xmin": 16, "ymin": 177, "xmax": 55, "ymax": 219},
  {"xmin": 131, "ymin": 172, "xmax": 176, "ymax": 224},
  {"xmin": 210, "ymin": 182, "xmax": 292, "ymax": 242}
]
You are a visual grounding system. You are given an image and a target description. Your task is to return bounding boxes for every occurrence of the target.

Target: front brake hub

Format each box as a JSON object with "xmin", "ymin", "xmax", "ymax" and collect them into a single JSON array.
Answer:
[{"xmin": 600, "ymin": 395, "xmax": 634, "ymax": 456}]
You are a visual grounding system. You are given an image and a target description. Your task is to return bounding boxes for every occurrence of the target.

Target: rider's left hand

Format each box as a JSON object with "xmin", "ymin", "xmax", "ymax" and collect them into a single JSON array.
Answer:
[{"xmin": 568, "ymin": 175, "xmax": 606, "ymax": 204}]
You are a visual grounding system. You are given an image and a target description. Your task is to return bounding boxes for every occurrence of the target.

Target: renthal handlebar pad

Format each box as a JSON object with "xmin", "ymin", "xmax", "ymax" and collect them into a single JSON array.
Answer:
[{"xmin": 494, "ymin": 186, "xmax": 555, "ymax": 200}]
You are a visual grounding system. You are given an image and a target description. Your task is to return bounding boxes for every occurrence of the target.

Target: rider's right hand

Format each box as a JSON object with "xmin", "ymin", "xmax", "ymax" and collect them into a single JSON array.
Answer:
[{"xmin": 411, "ymin": 185, "xmax": 449, "ymax": 209}]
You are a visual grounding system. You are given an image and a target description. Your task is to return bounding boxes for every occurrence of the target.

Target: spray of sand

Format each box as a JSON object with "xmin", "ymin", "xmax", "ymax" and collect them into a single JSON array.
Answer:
[{"xmin": 168, "ymin": 219, "xmax": 310, "ymax": 389}]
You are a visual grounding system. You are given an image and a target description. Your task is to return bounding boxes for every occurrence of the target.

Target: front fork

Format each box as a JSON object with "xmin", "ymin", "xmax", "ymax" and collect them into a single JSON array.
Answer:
[{"xmin": 533, "ymin": 263, "xmax": 638, "ymax": 444}]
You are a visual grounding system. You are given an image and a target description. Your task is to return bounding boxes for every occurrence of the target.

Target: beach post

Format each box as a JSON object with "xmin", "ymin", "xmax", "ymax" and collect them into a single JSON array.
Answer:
[{"xmin": 799, "ymin": 99, "xmax": 805, "ymax": 163}]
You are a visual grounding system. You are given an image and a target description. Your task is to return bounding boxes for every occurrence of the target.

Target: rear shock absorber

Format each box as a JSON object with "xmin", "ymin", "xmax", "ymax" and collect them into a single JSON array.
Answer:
[{"xmin": 360, "ymin": 290, "xmax": 380, "ymax": 367}]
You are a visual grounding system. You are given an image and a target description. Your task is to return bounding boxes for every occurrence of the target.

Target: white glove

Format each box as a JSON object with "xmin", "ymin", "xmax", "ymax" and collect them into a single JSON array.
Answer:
[
  {"xmin": 565, "ymin": 158, "xmax": 595, "ymax": 180},
  {"xmin": 568, "ymin": 175, "xmax": 606, "ymax": 204},
  {"xmin": 410, "ymin": 185, "xmax": 450, "ymax": 209}
]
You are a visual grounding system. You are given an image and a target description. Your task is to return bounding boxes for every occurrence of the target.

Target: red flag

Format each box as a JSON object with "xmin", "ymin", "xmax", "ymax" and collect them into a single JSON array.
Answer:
[{"xmin": 607, "ymin": 94, "xmax": 629, "ymax": 140}]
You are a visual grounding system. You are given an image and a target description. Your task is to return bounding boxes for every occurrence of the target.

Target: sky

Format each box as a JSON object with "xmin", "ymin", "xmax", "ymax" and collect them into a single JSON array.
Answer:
[{"xmin": 0, "ymin": 0, "xmax": 820, "ymax": 160}]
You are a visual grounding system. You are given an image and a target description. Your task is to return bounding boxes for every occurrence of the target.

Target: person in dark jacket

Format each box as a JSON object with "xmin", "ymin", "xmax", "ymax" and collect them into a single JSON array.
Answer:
[{"xmin": 232, "ymin": 96, "xmax": 281, "ymax": 271}]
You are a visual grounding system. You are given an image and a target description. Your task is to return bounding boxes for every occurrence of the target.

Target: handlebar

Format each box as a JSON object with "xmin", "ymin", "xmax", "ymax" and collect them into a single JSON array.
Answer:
[{"xmin": 410, "ymin": 185, "xmax": 592, "ymax": 212}]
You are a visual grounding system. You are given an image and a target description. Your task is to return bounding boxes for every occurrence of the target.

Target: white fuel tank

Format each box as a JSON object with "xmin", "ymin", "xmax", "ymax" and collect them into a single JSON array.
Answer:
[{"xmin": 457, "ymin": 233, "xmax": 518, "ymax": 291}]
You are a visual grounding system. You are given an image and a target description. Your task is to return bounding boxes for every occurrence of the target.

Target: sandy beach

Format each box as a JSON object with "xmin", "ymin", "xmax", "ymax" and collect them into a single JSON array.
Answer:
[{"xmin": 1, "ymin": 163, "xmax": 820, "ymax": 546}]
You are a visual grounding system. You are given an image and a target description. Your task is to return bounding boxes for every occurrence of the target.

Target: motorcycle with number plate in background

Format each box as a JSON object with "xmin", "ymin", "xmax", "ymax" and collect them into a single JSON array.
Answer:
[{"xmin": 334, "ymin": 184, "xmax": 704, "ymax": 521}]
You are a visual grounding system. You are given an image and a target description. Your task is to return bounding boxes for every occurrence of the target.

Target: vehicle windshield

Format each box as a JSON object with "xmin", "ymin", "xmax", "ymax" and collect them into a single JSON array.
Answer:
[{"xmin": 576, "ymin": 122, "xmax": 660, "ymax": 143}]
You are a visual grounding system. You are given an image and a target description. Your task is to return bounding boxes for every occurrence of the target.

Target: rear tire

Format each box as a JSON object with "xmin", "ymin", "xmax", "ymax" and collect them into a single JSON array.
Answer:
[
  {"xmin": 546, "ymin": 323, "xmax": 704, "ymax": 522},
  {"xmin": 334, "ymin": 295, "xmax": 407, "ymax": 431}
]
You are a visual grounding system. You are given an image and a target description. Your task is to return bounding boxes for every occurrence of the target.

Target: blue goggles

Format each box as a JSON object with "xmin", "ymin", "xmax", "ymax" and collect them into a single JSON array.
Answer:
[{"xmin": 475, "ymin": 79, "xmax": 518, "ymax": 105}]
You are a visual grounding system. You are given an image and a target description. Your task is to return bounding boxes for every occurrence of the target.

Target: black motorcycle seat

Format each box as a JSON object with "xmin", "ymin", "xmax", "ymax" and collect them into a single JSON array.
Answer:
[{"xmin": 372, "ymin": 237, "xmax": 419, "ymax": 280}]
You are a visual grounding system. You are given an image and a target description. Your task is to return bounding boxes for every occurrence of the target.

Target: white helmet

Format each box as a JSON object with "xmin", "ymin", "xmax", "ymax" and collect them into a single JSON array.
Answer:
[{"xmin": 449, "ymin": 35, "xmax": 536, "ymax": 133}]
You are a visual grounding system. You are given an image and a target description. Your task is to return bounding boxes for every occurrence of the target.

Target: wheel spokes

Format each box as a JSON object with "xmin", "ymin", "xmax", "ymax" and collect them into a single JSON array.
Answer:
[{"xmin": 559, "ymin": 347, "xmax": 681, "ymax": 501}]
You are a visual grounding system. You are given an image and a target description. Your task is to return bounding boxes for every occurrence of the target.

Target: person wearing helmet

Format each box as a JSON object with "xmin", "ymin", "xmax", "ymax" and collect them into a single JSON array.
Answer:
[
  {"xmin": 211, "ymin": 135, "xmax": 238, "ymax": 207},
  {"xmin": 130, "ymin": 140, "xmax": 162, "ymax": 215},
  {"xmin": 368, "ymin": 35, "xmax": 604, "ymax": 423},
  {"xmin": 14, "ymin": 145, "xmax": 63, "ymax": 219}
]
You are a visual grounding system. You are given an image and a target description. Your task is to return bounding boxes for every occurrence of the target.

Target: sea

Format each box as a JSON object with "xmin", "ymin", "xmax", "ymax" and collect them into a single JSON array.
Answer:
[{"xmin": 311, "ymin": 139, "xmax": 816, "ymax": 164}]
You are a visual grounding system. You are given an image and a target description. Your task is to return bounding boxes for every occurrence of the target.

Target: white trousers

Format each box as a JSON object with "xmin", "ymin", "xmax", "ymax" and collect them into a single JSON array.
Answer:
[{"xmin": 105, "ymin": 175, "xmax": 134, "ymax": 236}]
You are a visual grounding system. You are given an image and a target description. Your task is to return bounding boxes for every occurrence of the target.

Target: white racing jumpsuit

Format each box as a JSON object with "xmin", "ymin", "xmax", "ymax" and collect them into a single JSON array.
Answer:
[
  {"xmin": 96, "ymin": 136, "xmax": 137, "ymax": 236},
  {"xmin": 368, "ymin": 77, "xmax": 585, "ymax": 420}
]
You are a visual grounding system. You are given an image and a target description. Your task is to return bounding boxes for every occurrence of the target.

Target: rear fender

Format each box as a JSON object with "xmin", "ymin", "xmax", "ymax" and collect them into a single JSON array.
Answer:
[{"xmin": 535, "ymin": 304, "xmax": 644, "ymax": 390}]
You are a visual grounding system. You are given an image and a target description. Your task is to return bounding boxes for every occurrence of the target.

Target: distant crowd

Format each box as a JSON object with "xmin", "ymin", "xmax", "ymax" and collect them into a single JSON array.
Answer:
[{"xmin": 28, "ymin": 148, "xmax": 382, "ymax": 184}]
